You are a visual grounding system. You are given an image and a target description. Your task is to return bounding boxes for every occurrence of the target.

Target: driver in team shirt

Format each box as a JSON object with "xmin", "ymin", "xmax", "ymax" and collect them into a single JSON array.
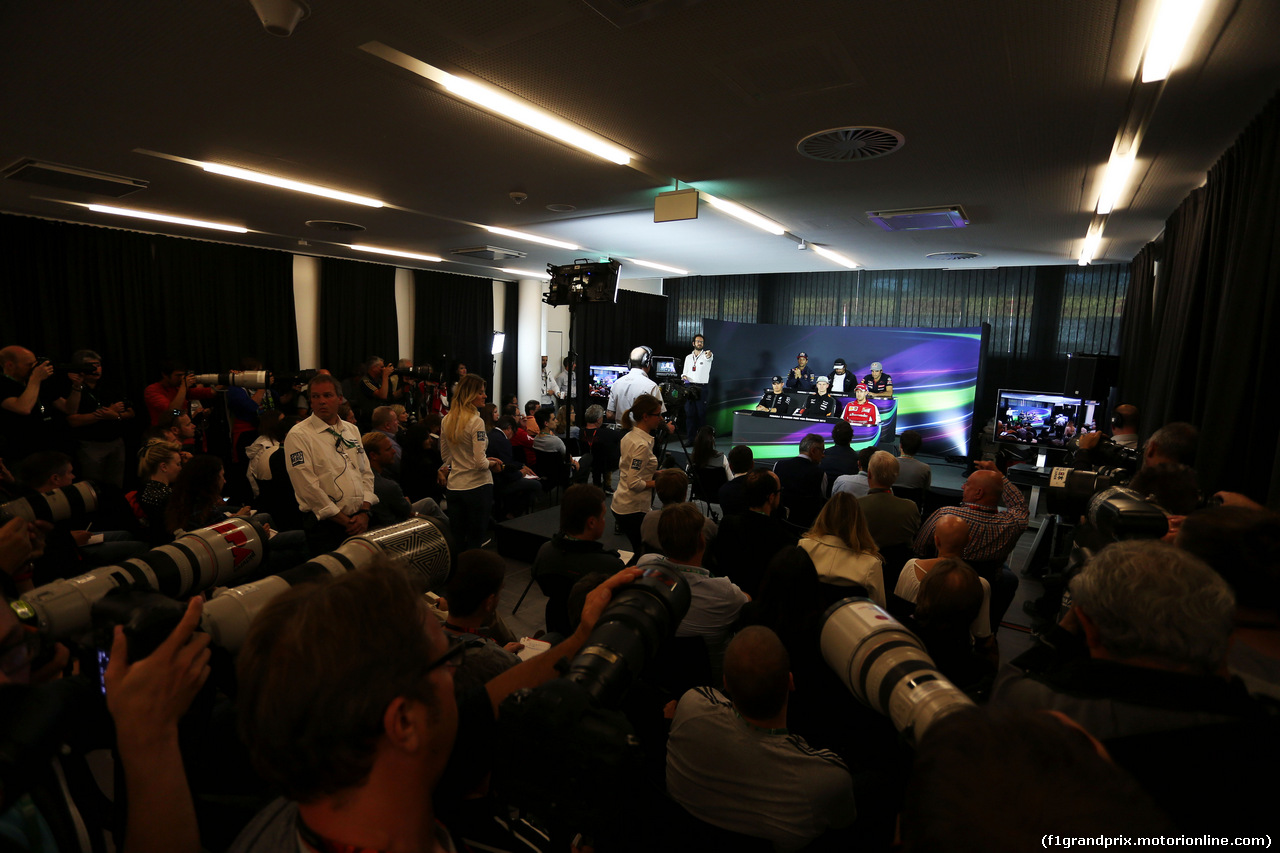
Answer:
[
  {"xmin": 862, "ymin": 361, "xmax": 893, "ymax": 398},
  {"xmin": 802, "ymin": 376, "xmax": 838, "ymax": 419},
  {"xmin": 829, "ymin": 358, "xmax": 854, "ymax": 395},
  {"xmin": 756, "ymin": 376, "xmax": 796, "ymax": 415},
  {"xmin": 785, "ymin": 352, "xmax": 816, "ymax": 392},
  {"xmin": 841, "ymin": 383, "xmax": 879, "ymax": 426}
]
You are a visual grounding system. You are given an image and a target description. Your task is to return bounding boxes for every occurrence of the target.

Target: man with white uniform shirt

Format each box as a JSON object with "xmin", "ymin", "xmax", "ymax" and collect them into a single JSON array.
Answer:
[
  {"xmin": 606, "ymin": 346, "xmax": 673, "ymax": 435},
  {"xmin": 681, "ymin": 334, "xmax": 713, "ymax": 434},
  {"xmin": 284, "ymin": 374, "xmax": 377, "ymax": 556}
]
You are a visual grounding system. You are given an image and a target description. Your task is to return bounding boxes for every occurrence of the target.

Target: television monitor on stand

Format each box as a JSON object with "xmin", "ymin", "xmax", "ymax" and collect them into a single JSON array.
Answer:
[
  {"xmin": 588, "ymin": 364, "xmax": 629, "ymax": 399},
  {"xmin": 995, "ymin": 389, "xmax": 1090, "ymax": 467},
  {"xmin": 651, "ymin": 356, "xmax": 678, "ymax": 381}
]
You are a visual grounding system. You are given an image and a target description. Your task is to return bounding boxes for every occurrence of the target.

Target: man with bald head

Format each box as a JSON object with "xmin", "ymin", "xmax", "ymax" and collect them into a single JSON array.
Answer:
[
  {"xmin": 0, "ymin": 345, "xmax": 57, "ymax": 462},
  {"xmin": 914, "ymin": 460, "xmax": 1027, "ymax": 630},
  {"xmin": 1111, "ymin": 403, "xmax": 1139, "ymax": 449},
  {"xmin": 666, "ymin": 626, "xmax": 856, "ymax": 850}
]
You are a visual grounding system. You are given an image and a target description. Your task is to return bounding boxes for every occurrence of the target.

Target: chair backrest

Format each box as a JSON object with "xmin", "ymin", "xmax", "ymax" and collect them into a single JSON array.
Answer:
[
  {"xmin": 533, "ymin": 449, "xmax": 571, "ymax": 486},
  {"xmin": 891, "ymin": 484, "xmax": 923, "ymax": 510},
  {"xmin": 688, "ymin": 465, "xmax": 728, "ymax": 503}
]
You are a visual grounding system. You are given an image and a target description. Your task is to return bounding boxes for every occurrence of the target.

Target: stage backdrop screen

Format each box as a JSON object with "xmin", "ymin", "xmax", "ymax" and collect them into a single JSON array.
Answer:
[{"xmin": 699, "ymin": 319, "xmax": 985, "ymax": 457}]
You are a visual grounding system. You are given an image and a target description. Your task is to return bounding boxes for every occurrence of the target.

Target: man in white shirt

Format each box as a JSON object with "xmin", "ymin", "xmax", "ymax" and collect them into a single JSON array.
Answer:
[
  {"xmin": 606, "ymin": 346, "xmax": 672, "ymax": 432},
  {"xmin": 681, "ymin": 334, "xmax": 713, "ymax": 435},
  {"xmin": 539, "ymin": 355, "xmax": 559, "ymax": 413},
  {"xmin": 283, "ymin": 374, "xmax": 377, "ymax": 555}
]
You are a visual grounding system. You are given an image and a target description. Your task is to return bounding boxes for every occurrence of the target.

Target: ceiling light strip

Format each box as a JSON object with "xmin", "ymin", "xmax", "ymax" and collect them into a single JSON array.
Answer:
[
  {"xmin": 628, "ymin": 258, "xmax": 688, "ymax": 275},
  {"xmin": 351, "ymin": 244, "xmax": 442, "ymax": 262},
  {"xmin": 201, "ymin": 162, "xmax": 384, "ymax": 207},
  {"xmin": 810, "ymin": 245, "xmax": 859, "ymax": 269},
  {"xmin": 1078, "ymin": 228, "xmax": 1103, "ymax": 266},
  {"xmin": 1142, "ymin": 0, "xmax": 1207, "ymax": 83},
  {"xmin": 500, "ymin": 267, "xmax": 551, "ymax": 279},
  {"xmin": 1095, "ymin": 150, "xmax": 1137, "ymax": 215},
  {"xmin": 87, "ymin": 204, "xmax": 248, "ymax": 233},
  {"xmin": 700, "ymin": 193, "xmax": 787, "ymax": 235},
  {"xmin": 484, "ymin": 225, "xmax": 578, "ymax": 250}
]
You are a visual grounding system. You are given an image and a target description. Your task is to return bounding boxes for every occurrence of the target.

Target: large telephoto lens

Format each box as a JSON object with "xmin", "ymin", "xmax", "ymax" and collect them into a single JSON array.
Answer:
[
  {"xmin": 13, "ymin": 518, "xmax": 268, "ymax": 642},
  {"xmin": 820, "ymin": 597, "xmax": 973, "ymax": 746},
  {"xmin": 0, "ymin": 483, "xmax": 98, "ymax": 525},
  {"xmin": 201, "ymin": 517, "xmax": 454, "ymax": 652},
  {"xmin": 188, "ymin": 371, "xmax": 271, "ymax": 389}
]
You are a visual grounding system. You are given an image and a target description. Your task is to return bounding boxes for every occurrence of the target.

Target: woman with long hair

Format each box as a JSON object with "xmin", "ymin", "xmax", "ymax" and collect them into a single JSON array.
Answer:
[
  {"xmin": 689, "ymin": 425, "xmax": 730, "ymax": 476},
  {"xmin": 612, "ymin": 394, "xmax": 664, "ymax": 552},
  {"xmin": 136, "ymin": 439, "xmax": 183, "ymax": 543},
  {"xmin": 439, "ymin": 374, "xmax": 501, "ymax": 548},
  {"xmin": 799, "ymin": 491, "xmax": 886, "ymax": 605},
  {"xmin": 166, "ymin": 455, "xmax": 252, "ymax": 535}
]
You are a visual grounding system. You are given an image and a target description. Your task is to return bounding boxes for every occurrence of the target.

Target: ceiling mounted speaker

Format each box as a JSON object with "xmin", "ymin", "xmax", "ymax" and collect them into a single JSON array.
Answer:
[{"xmin": 248, "ymin": 0, "xmax": 310, "ymax": 37}]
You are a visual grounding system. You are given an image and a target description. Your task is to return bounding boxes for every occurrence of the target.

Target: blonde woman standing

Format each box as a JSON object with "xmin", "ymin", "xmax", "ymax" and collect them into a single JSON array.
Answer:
[{"xmin": 439, "ymin": 374, "xmax": 501, "ymax": 548}]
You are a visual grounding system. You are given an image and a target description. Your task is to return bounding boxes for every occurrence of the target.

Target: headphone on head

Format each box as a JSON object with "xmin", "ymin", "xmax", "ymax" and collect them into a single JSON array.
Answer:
[{"xmin": 629, "ymin": 345, "xmax": 652, "ymax": 369}]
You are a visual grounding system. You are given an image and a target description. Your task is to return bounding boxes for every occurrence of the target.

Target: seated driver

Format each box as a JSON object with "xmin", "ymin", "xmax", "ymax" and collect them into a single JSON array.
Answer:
[
  {"xmin": 756, "ymin": 376, "xmax": 796, "ymax": 416},
  {"xmin": 802, "ymin": 376, "xmax": 838, "ymax": 419},
  {"xmin": 841, "ymin": 384, "xmax": 879, "ymax": 426}
]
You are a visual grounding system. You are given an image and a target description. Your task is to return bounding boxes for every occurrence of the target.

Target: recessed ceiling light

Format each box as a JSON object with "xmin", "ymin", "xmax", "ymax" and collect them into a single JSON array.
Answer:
[
  {"xmin": 1095, "ymin": 150, "xmax": 1137, "ymax": 215},
  {"xmin": 500, "ymin": 267, "xmax": 551, "ymax": 279},
  {"xmin": 811, "ymin": 245, "xmax": 859, "ymax": 269},
  {"xmin": 628, "ymin": 258, "xmax": 688, "ymax": 275},
  {"xmin": 1078, "ymin": 229, "xmax": 1102, "ymax": 266},
  {"xmin": 201, "ymin": 162, "xmax": 384, "ymax": 207},
  {"xmin": 350, "ymin": 244, "xmax": 442, "ymax": 262},
  {"xmin": 86, "ymin": 203, "xmax": 248, "ymax": 233},
  {"xmin": 700, "ymin": 193, "xmax": 787, "ymax": 235},
  {"xmin": 484, "ymin": 225, "xmax": 578, "ymax": 250}
]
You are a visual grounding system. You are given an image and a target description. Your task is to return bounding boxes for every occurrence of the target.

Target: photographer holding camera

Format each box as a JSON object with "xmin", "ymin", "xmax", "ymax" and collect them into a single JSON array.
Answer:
[
  {"xmin": 143, "ymin": 359, "xmax": 216, "ymax": 425},
  {"xmin": 0, "ymin": 345, "xmax": 58, "ymax": 463},
  {"xmin": 52, "ymin": 349, "xmax": 135, "ymax": 487}
]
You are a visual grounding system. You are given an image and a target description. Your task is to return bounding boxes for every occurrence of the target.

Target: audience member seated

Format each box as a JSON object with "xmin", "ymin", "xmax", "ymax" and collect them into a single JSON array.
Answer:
[
  {"xmin": 901, "ymin": 707, "xmax": 1173, "ymax": 852},
  {"xmin": 166, "ymin": 455, "xmax": 251, "ymax": 535},
  {"xmin": 529, "ymin": 484, "xmax": 624, "ymax": 635},
  {"xmin": 361, "ymin": 432, "xmax": 448, "ymax": 529},
  {"xmin": 666, "ymin": 627, "xmax": 857, "ymax": 851},
  {"xmin": 638, "ymin": 503, "xmax": 750, "ymax": 677},
  {"xmin": 900, "ymin": 559, "xmax": 996, "ymax": 693},
  {"xmin": 713, "ymin": 470, "xmax": 798, "ymax": 597},
  {"xmin": 399, "ymin": 415, "xmax": 445, "ymax": 503},
  {"xmin": 523, "ymin": 399, "xmax": 541, "ymax": 435},
  {"xmin": 895, "ymin": 429, "xmax": 932, "ymax": 491},
  {"xmin": 489, "ymin": 415, "xmax": 542, "ymax": 519},
  {"xmin": 260, "ymin": 416, "xmax": 305, "ymax": 532},
  {"xmin": 1175, "ymin": 505, "xmax": 1280, "ymax": 698},
  {"xmin": 230, "ymin": 562, "xmax": 643, "ymax": 853},
  {"xmin": 896, "ymin": 517, "xmax": 993, "ymax": 648},
  {"xmin": 992, "ymin": 540, "xmax": 1280, "ymax": 832},
  {"xmin": 772, "ymin": 433, "xmax": 827, "ymax": 530},
  {"xmin": 913, "ymin": 460, "xmax": 1026, "ymax": 632},
  {"xmin": 831, "ymin": 446, "xmax": 876, "ymax": 498},
  {"xmin": 578, "ymin": 404, "xmax": 619, "ymax": 492},
  {"xmin": 369, "ymin": 404, "xmax": 403, "ymax": 471},
  {"xmin": 438, "ymin": 550, "xmax": 525, "ymax": 699},
  {"xmin": 716, "ymin": 444, "xmax": 754, "ymax": 516},
  {"xmin": 689, "ymin": 425, "xmax": 730, "ymax": 476},
  {"xmin": 531, "ymin": 406, "xmax": 579, "ymax": 484},
  {"xmin": 799, "ymin": 492, "xmax": 886, "ymax": 606},
  {"xmin": 143, "ymin": 359, "xmax": 213, "ymax": 424},
  {"xmin": 134, "ymin": 438, "xmax": 184, "ymax": 544},
  {"xmin": 641, "ymin": 469, "xmax": 717, "ymax": 556},
  {"xmin": 244, "ymin": 411, "xmax": 282, "ymax": 498},
  {"xmin": 857, "ymin": 450, "xmax": 920, "ymax": 583},
  {"xmin": 820, "ymin": 420, "xmax": 859, "ymax": 489}
]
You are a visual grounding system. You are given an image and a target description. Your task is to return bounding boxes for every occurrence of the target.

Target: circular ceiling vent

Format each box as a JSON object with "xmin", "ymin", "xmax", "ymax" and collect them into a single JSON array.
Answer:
[
  {"xmin": 797, "ymin": 126, "xmax": 905, "ymax": 162},
  {"xmin": 546, "ymin": 203, "xmax": 577, "ymax": 212},
  {"xmin": 926, "ymin": 251, "xmax": 983, "ymax": 261},
  {"xmin": 305, "ymin": 219, "xmax": 365, "ymax": 232}
]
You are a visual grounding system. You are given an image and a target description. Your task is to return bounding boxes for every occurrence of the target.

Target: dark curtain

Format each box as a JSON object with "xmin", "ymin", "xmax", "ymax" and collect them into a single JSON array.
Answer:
[
  {"xmin": 578, "ymin": 290, "xmax": 667, "ymax": 369},
  {"xmin": 412, "ymin": 269, "xmax": 494, "ymax": 385},
  {"xmin": 319, "ymin": 257, "xmax": 397, "ymax": 378},
  {"xmin": 501, "ymin": 282, "xmax": 519, "ymax": 400},
  {"xmin": 0, "ymin": 214, "xmax": 296, "ymax": 398},
  {"xmin": 1117, "ymin": 90, "xmax": 1280, "ymax": 503}
]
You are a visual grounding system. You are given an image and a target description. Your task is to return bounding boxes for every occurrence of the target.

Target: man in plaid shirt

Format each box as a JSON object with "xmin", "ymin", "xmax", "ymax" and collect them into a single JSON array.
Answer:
[{"xmin": 914, "ymin": 460, "xmax": 1028, "ymax": 629}]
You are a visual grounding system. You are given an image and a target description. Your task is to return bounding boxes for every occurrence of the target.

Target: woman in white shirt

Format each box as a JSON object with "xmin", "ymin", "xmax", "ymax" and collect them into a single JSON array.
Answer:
[
  {"xmin": 612, "ymin": 394, "xmax": 663, "ymax": 552},
  {"xmin": 439, "ymin": 374, "xmax": 501, "ymax": 549},
  {"xmin": 798, "ymin": 492, "xmax": 886, "ymax": 606}
]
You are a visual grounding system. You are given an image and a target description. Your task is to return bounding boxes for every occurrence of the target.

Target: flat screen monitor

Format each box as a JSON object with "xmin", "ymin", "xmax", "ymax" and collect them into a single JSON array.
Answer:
[
  {"xmin": 588, "ymin": 364, "xmax": 628, "ymax": 398},
  {"xmin": 996, "ymin": 389, "xmax": 1092, "ymax": 451},
  {"xmin": 652, "ymin": 356, "xmax": 678, "ymax": 380}
]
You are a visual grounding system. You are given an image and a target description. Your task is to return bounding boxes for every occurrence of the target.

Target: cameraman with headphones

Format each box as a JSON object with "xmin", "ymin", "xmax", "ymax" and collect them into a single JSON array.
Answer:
[
  {"xmin": 605, "ymin": 346, "xmax": 674, "ymax": 436},
  {"xmin": 681, "ymin": 333, "xmax": 713, "ymax": 435}
]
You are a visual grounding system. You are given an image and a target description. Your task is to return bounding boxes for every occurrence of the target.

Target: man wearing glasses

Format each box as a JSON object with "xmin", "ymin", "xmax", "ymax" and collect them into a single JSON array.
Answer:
[{"xmin": 231, "ymin": 561, "xmax": 641, "ymax": 853}]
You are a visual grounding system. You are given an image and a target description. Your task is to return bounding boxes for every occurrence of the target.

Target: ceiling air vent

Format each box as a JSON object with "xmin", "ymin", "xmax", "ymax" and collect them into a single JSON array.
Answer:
[
  {"xmin": 797, "ymin": 127, "xmax": 904, "ymax": 162},
  {"xmin": 926, "ymin": 251, "xmax": 982, "ymax": 261},
  {"xmin": 867, "ymin": 206, "xmax": 969, "ymax": 232},
  {"xmin": 3, "ymin": 159, "xmax": 148, "ymax": 198},
  {"xmin": 305, "ymin": 220, "xmax": 365, "ymax": 232},
  {"xmin": 451, "ymin": 245, "xmax": 527, "ymax": 261}
]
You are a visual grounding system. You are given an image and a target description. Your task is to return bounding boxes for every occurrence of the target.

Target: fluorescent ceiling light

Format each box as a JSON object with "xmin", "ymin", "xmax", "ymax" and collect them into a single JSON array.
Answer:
[
  {"xmin": 811, "ymin": 245, "xmax": 859, "ymax": 269},
  {"xmin": 201, "ymin": 162, "xmax": 384, "ymax": 207},
  {"xmin": 1078, "ymin": 229, "xmax": 1102, "ymax": 266},
  {"xmin": 484, "ymin": 225, "xmax": 578, "ymax": 250},
  {"xmin": 350, "ymin": 244, "xmax": 442, "ymax": 262},
  {"xmin": 438, "ymin": 72, "xmax": 632, "ymax": 166},
  {"xmin": 499, "ymin": 267, "xmax": 551, "ymax": 279},
  {"xmin": 701, "ymin": 193, "xmax": 786, "ymax": 235},
  {"xmin": 628, "ymin": 258, "xmax": 688, "ymax": 275},
  {"xmin": 1096, "ymin": 150, "xmax": 1137, "ymax": 215},
  {"xmin": 87, "ymin": 203, "xmax": 248, "ymax": 233},
  {"xmin": 1142, "ymin": 0, "xmax": 1207, "ymax": 83}
]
